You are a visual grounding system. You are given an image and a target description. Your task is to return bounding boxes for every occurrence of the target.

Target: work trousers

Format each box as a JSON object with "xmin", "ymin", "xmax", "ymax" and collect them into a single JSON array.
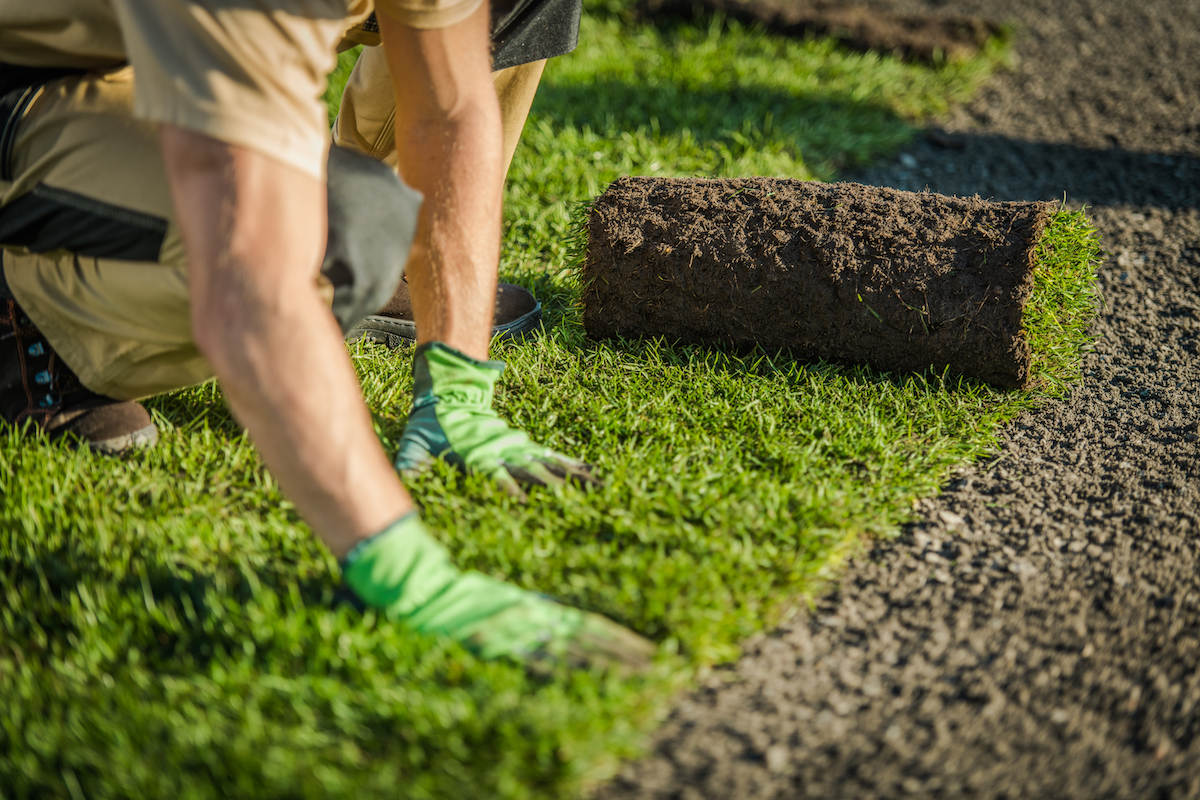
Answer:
[{"xmin": 0, "ymin": 51, "xmax": 546, "ymax": 401}]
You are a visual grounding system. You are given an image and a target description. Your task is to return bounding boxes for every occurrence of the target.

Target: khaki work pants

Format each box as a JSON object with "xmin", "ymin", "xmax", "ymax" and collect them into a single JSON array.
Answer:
[{"xmin": 0, "ymin": 54, "xmax": 545, "ymax": 401}]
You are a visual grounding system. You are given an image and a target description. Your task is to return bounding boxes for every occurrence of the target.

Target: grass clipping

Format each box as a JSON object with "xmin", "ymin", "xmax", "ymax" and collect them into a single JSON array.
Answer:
[{"xmin": 582, "ymin": 177, "xmax": 1102, "ymax": 390}]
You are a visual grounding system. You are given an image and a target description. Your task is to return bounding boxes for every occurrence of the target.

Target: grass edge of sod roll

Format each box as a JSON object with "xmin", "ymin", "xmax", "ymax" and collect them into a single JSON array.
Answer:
[
  {"xmin": 0, "ymin": 15, "xmax": 1115, "ymax": 800},
  {"xmin": 1022, "ymin": 206, "xmax": 1106, "ymax": 396}
]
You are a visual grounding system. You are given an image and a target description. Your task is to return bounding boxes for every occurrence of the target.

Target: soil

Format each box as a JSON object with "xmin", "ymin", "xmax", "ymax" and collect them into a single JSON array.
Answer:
[
  {"xmin": 597, "ymin": 0, "xmax": 1200, "ymax": 797},
  {"xmin": 584, "ymin": 177, "xmax": 1051, "ymax": 388},
  {"xmin": 636, "ymin": 0, "xmax": 1003, "ymax": 64}
]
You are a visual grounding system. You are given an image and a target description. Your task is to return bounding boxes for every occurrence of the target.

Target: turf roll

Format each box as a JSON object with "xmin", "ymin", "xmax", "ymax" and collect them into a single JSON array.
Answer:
[{"xmin": 582, "ymin": 176, "xmax": 1093, "ymax": 389}]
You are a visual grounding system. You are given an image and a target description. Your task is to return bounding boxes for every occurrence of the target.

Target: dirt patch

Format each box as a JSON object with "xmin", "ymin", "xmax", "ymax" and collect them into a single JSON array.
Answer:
[
  {"xmin": 584, "ymin": 177, "xmax": 1051, "ymax": 388},
  {"xmin": 598, "ymin": 0, "xmax": 1200, "ymax": 796},
  {"xmin": 636, "ymin": 0, "xmax": 1003, "ymax": 64}
]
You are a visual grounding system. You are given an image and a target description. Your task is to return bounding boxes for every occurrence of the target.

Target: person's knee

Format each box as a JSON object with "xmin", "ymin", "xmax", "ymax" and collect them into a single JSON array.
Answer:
[{"xmin": 322, "ymin": 145, "xmax": 423, "ymax": 333}]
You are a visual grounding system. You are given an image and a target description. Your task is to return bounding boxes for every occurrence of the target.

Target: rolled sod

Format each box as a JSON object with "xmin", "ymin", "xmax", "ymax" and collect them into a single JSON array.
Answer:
[{"xmin": 581, "ymin": 177, "xmax": 1096, "ymax": 390}]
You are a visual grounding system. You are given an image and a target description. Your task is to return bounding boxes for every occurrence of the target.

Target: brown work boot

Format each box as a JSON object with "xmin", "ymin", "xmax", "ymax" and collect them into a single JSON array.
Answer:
[
  {"xmin": 345, "ymin": 276, "xmax": 543, "ymax": 349},
  {"xmin": 0, "ymin": 297, "xmax": 157, "ymax": 454}
]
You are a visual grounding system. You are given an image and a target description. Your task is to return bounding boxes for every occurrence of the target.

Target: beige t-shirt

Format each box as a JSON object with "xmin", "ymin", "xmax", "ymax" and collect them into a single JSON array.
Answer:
[{"xmin": 0, "ymin": 0, "xmax": 484, "ymax": 178}]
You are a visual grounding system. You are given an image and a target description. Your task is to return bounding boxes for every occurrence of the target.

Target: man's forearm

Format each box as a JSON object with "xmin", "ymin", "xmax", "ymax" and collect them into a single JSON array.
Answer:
[
  {"xmin": 159, "ymin": 126, "xmax": 412, "ymax": 558},
  {"xmin": 380, "ymin": 7, "xmax": 504, "ymax": 362}
]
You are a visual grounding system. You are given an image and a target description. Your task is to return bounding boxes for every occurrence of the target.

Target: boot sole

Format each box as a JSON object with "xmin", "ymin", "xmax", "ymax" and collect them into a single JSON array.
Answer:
[
  {"xmin": 88, "ymin": 422, "xmax": 159, "ymax": 455},
  {"xmin": 346, "ymin": 289, "xmax": 543, "ymax": 349}
]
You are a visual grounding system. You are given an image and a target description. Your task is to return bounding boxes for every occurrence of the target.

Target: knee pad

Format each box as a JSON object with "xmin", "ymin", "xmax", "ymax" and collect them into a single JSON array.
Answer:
[
  {"xmin": 322, "ymin": 144, "xmax": 423, "ymax": 333},
  {"xmin": 491, "ymin": 0, "xmax": 584, "ymax": 70}
]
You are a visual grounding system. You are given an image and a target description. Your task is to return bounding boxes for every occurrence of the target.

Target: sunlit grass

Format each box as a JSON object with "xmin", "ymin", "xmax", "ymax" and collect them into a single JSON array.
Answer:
[
  {"xmin": 0, "ymin": 13, "xmax": 1099, "ymax": 800},
  {"xmin": 1025, "ymin": 207, "xmax": 1105, "ymax": 395}
]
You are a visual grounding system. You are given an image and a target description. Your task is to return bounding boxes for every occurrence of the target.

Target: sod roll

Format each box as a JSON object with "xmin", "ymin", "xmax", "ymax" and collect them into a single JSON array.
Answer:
[{"xmin": 582, "ymin": 176, "xmax": 1056, "ymax": 389}]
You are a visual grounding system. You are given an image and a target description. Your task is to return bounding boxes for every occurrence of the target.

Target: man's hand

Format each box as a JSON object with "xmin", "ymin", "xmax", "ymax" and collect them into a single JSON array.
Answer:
[
  {"xmin": 342, "ymin": 512, "xmax": 654, "ymax": 674},
  {"xmin": 394, "ymin": 343, "xmax": 600, "ymax": 498}
]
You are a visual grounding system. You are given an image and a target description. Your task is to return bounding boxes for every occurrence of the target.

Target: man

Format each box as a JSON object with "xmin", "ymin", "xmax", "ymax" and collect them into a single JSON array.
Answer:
[{"xmin": 0, "ymin": 0, "xmax": 654, "ymax": 672}]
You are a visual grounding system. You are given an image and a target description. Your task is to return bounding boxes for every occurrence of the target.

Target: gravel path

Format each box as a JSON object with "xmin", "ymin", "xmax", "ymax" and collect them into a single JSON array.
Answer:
[{"xmin": 599, "ymin": 1, "xmax": 1200, "ymax": 796}]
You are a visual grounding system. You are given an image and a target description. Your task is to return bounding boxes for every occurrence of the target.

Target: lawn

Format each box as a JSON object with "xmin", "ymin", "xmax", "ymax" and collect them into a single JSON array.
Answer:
[{"xmin": 0, "ymin": 8, "xmax": 1099, "ymax": 800}]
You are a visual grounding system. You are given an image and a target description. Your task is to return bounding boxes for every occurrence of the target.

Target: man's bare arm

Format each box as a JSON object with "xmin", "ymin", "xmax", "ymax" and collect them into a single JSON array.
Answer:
[
  {"xmin": 158, "ymin": 128, "xmax": 411, "ymax": 559},
  {"xmin": 379, "ymin": 3, "xmax": 503, "ymax": 362}
]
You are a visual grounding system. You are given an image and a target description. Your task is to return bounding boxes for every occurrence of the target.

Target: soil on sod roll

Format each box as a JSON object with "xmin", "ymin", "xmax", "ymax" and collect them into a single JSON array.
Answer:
[
  {"xmin": 583, "ymin": 176, "xmax": 1053, "ymax": 388},
  {"xmin": 636, "ymin": 0, "xmax": 1004, "ymax": 64}
]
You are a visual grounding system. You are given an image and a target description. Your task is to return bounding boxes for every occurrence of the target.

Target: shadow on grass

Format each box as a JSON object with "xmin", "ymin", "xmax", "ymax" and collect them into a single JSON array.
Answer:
[
  {"xmin": 532, "ymin": 79, "xmax": 915, "ymax": 173},
  {"xmin": 142, "ymin": 381, "xmax": 242, "ymax": 438},
  {"xmin": 587, "ymin": 333, "xmax": 1011, "ymax": 395},
  {"xmin": 1, "ymin": 547, "xmax": 340, "ymax": 665}
]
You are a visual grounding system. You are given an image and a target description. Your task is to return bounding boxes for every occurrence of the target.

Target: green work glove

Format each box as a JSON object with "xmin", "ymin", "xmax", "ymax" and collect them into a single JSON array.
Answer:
[
  {"xmin": 341, "ymin": 513, "xmax": 655, "ymax": 673},
  {"xmin": 394, "ymin": 342, "xmax": 599, "ymax": 497}
]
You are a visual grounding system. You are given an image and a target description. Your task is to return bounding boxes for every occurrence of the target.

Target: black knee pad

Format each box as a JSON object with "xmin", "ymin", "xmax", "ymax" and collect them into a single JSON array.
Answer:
[
  {"xmin": 322, "ymin": 145, "xmax": 423, "ymax": 334},
  {"xmin": 491, "ymin": 0, "xmax": 584, "ymax": 70}
]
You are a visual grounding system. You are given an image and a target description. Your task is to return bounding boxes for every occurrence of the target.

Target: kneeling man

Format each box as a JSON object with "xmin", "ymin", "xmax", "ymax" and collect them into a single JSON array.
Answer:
[{"xmin": 0, "ymin": 0, "xmax": 652, "ymax": 672}]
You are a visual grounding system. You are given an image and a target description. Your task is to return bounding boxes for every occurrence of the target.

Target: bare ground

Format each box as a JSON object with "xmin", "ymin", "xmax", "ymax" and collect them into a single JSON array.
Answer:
[{"xmin": 598, "ymin": 0, "xmax": 1200, "ymax": 796}]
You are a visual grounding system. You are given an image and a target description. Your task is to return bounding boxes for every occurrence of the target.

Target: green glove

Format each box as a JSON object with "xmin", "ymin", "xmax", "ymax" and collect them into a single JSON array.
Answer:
[
  {"xmin": 341, "ymin": 513, "xmax": 655, "ymax": 673},
  {"xmin": 394, "ymin": 342, "xmax": 599, "ymax": 497}
]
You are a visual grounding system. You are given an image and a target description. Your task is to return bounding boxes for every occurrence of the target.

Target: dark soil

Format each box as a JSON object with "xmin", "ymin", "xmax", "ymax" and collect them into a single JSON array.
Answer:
[
  {"xmin": 584, "ymin": 177, "xmax": 1051, "ymax": 388},
  {"xmin": 598, "ymin": 0, "xmax": 1200, "ymax": 797},
  {"xmin": 637, "ymin": 0, "xmax": 1003, "ymax": 64}
]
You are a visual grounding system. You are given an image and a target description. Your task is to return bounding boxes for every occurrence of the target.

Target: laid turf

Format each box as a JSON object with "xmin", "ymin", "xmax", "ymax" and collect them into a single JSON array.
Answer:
[{"xmin": 0, "ymin": 11, "xmax": 1103, "ymax": 800}]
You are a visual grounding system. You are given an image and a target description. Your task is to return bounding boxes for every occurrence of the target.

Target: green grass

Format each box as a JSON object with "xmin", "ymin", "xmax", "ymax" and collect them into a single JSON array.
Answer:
[
  {"xmin": 324, "ymin": 45, "xmax": 362, "ymax": 126},
  {"xmin": 1025, "ymin": 207, "xmax": 1105, "ymax": 395},
  {"xmin": 0, "ymin": 12, "xmax": 1103, "ymax": 800}
]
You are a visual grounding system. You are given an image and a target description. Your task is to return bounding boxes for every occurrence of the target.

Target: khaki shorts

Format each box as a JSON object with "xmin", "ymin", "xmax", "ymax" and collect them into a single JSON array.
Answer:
[
  {"xmin": 0, "ymin": 56, "xmax": 544, "ymax": 401},
  {"xmin": 335, "ymin": 44, "xmax": 545, "ymax": 176}
]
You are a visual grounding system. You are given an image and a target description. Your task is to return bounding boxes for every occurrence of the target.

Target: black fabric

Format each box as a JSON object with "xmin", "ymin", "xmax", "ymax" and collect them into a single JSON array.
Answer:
[
  {"xmin": 0, "ymin": 251, "xmax": 12, "ymax": 300},
  {"xmin": 322, "ymin": 144, "xmax": 423, "ymax": 334},
  {"xmin": 359, "ymin": 0, "xmax": 581, "ymax": 72},
  {"xmin": 0, "ymin": 185, "xmax": 168, "ymax": 261},
  {"xmin": 0, "ymin": 64, "xmax": 90, "ymax": 99},
  {"xmin": 490, "ymin": 0, "xmax": 583, "ymax": 70}
]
